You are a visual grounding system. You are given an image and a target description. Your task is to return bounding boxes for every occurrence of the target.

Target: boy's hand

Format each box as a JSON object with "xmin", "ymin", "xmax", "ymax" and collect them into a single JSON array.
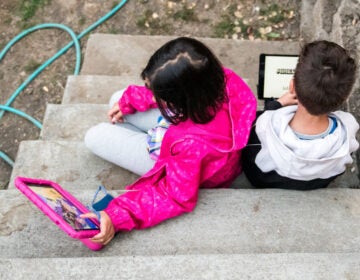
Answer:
[
  {"xmin": 81, "ymin": 211, "xmax": 115, "ymax": 245},
  {"xmin": 277, "ymin": 91, "xmax": 298, "ymax": 107},
  {"xmin": 108, "ymin": 103, "xmax": 124, "ymax": 124}
]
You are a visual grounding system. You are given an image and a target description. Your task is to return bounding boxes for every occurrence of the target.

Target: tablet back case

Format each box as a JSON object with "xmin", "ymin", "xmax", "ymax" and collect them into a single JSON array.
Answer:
[{"xmin": 15, "ymin": 176, "xmax": 103, "ymax": 251}]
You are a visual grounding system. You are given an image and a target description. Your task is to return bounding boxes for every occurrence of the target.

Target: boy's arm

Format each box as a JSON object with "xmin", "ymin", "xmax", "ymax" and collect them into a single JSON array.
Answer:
[
  {"xmin": 264, "ymin": 91, "xmax": 297, "ymax": 111},
  {"xmin": 264, "ymin": 99, "xmax": 282, "ymax": 110}
]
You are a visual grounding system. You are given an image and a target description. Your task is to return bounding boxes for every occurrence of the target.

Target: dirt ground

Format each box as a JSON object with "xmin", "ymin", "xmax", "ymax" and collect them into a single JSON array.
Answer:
[{"xmin": 0, "ymin": 0, "xmax": 300, "ymax": 188}]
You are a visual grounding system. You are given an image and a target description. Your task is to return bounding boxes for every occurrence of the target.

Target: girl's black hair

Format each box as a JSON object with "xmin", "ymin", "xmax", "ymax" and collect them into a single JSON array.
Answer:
[{"xmin": 141, "ymin": 37, "xmax": 226, "ymax": 124}]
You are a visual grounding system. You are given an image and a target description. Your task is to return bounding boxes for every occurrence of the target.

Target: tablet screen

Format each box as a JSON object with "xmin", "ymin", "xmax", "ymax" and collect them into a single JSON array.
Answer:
[
  {"xmin": 258, "ymin": 54, "xmax": 299, "ymax": 99},
  {"xmin": 28, "ymin": 183, "xmax": 99, "ymax": 231}
]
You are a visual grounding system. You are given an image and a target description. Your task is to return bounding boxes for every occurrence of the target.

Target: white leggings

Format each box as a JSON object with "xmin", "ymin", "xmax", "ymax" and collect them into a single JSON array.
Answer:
[{"xmin": 84, "ymin": 90, "xmax": 161, "ymax": 176}]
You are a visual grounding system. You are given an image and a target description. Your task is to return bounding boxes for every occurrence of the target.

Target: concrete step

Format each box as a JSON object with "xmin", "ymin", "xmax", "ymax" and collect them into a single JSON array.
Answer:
[
  {"xmin": 39, "ymin": 103, "xmax": 265, "ymax": 142},
  {"xmin": 1, "ymin": 253, "xmax": 359, "ymax": 280},
  {"xmin": 8, "ymin": 140, "xmax": 139, "ymax": 190},
  {"xmin": 31, "ymin": 101, "xmax": 360, "ymax": 189},
  {"xmin": 62, "ymin": 74, "xmax": 259, "ymax": 107},
  {"xmin": 8, "ymin": 138, "xmax": 252, "ymax": 190},
  {"xmin": 40, "ymin": 104, "xmax": 108, "ymax": 141},
  {"xmin": 81, "ymin": 34, "xmax": 300, "ymax": 94},
  {"xmin": 1, "ymin": 188, "xmax": 359, "ymax": 258},
  {"xmin": 62, "ymin": 75, "xmax": 142, "ymax": 104}
]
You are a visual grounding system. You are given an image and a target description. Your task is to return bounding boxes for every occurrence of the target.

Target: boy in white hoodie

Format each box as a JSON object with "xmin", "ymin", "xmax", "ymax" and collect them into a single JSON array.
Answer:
[{"xmin": 242, "ymin": 40, "xmax": 359, "ymax": 190}]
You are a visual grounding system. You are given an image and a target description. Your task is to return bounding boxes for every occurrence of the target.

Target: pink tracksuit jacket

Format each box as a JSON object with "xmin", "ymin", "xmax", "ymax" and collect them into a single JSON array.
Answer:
[{"xmin": 104, "ymin": 68, "xmax": 256, "ymax": 232}]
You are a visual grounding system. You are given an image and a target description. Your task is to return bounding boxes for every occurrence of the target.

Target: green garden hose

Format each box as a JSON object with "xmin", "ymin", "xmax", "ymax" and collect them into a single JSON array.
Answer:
[{"xmin": 0, "ymin": 0, "xmax": 129, "ymax": 166}]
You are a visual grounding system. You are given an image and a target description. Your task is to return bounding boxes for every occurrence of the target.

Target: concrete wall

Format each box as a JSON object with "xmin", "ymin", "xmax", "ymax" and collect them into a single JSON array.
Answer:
[{"xmin": 301, "ymin": 0, "xmax": 360, "ymax": 185}]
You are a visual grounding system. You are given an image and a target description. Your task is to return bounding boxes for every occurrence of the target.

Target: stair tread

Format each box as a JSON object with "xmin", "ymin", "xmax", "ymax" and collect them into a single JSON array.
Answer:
[
  {"xmin": 41, "ymin": 104, "xmax": 108, "ymax": 141},
  {"xmin": 81, "ymin": 34, "xmax": 300, "ymax": 94},
  {"xmin": 62, "ymin": 74, "xmax": 258, "ymax": 105},
  {"xmin": 1, "ymin": 253, "xmax": 359, "ymax": 279},
  {"xmin": 9, "ymin": 140, "xmax": 139, "ymax": 190},
  {"xmin": 62, "ymin": 75, "xmax": 142, "ymax": 104},
  {"xmin": 1, "ymin": 188, "xmax": 359, "ymax": 258}
]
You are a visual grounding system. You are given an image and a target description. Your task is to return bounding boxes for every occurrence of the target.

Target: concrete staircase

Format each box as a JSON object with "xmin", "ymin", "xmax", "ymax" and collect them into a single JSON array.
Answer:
[{"xmin": 1, "ymin": 34, "xmax": 360, "ymax": 279}]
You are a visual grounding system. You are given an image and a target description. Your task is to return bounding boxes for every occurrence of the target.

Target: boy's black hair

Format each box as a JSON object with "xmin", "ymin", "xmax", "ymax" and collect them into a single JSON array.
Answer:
[
  {"xmin": 294, "ymin": 40, "xmax": 357, "ymax": 115},
  {"xmin": 141, "ymin": 37, "xmax": 226, "ymax": 124}
]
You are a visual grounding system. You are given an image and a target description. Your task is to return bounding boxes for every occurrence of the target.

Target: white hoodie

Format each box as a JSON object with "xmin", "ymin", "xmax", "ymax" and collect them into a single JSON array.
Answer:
[{"xmin": 255, "ymin": 105, "xmax": 359, "ymax": 180}]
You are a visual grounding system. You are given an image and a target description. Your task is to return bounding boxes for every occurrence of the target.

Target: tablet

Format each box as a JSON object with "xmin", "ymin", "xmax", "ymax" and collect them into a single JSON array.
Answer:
[
  {"xmin": 15, "ymin": 176, "xmax": 103, "ymax": 250},
  {"xmin": 258, "ymin": 54, "xmax": 299, "ymax": 100}
]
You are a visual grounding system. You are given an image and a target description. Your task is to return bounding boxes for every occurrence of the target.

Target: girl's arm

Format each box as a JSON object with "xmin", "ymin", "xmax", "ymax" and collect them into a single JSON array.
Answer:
[
  {"xmin": 118, "ymin": 85, "xmax": 158, "ymax": 115},
  {"xmin": 103, "ymin": 140, "xmax": 204, "ymax": 232},
  {"xmin": 80, "ymin": 141, "xmax": 204, "ymax": 244}
]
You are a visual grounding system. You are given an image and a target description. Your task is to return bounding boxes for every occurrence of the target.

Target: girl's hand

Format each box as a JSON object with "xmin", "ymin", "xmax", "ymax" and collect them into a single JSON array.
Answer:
[
  {"xmin": 81, "ymin": 211, "xmax": 115, "ymax": 245},
  {"xmin": 108, "ymin": 103, "xmax": 124, "ymax": 124},
  {"xmin": 277, "ymin": 91, "xmax": 298, "ymax": 107}
]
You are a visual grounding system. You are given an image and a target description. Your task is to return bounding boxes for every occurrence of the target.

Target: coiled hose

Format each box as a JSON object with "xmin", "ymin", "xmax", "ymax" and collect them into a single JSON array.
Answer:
[{"xmin": 0, "ymin": 0, "xmax": 129, "ymax": 166}]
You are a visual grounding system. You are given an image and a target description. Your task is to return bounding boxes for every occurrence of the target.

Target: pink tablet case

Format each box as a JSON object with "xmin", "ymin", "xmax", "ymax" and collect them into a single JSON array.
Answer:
[{"xmin": 15, "ymin": 176, "xmax": 103, "ymax": 251}]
